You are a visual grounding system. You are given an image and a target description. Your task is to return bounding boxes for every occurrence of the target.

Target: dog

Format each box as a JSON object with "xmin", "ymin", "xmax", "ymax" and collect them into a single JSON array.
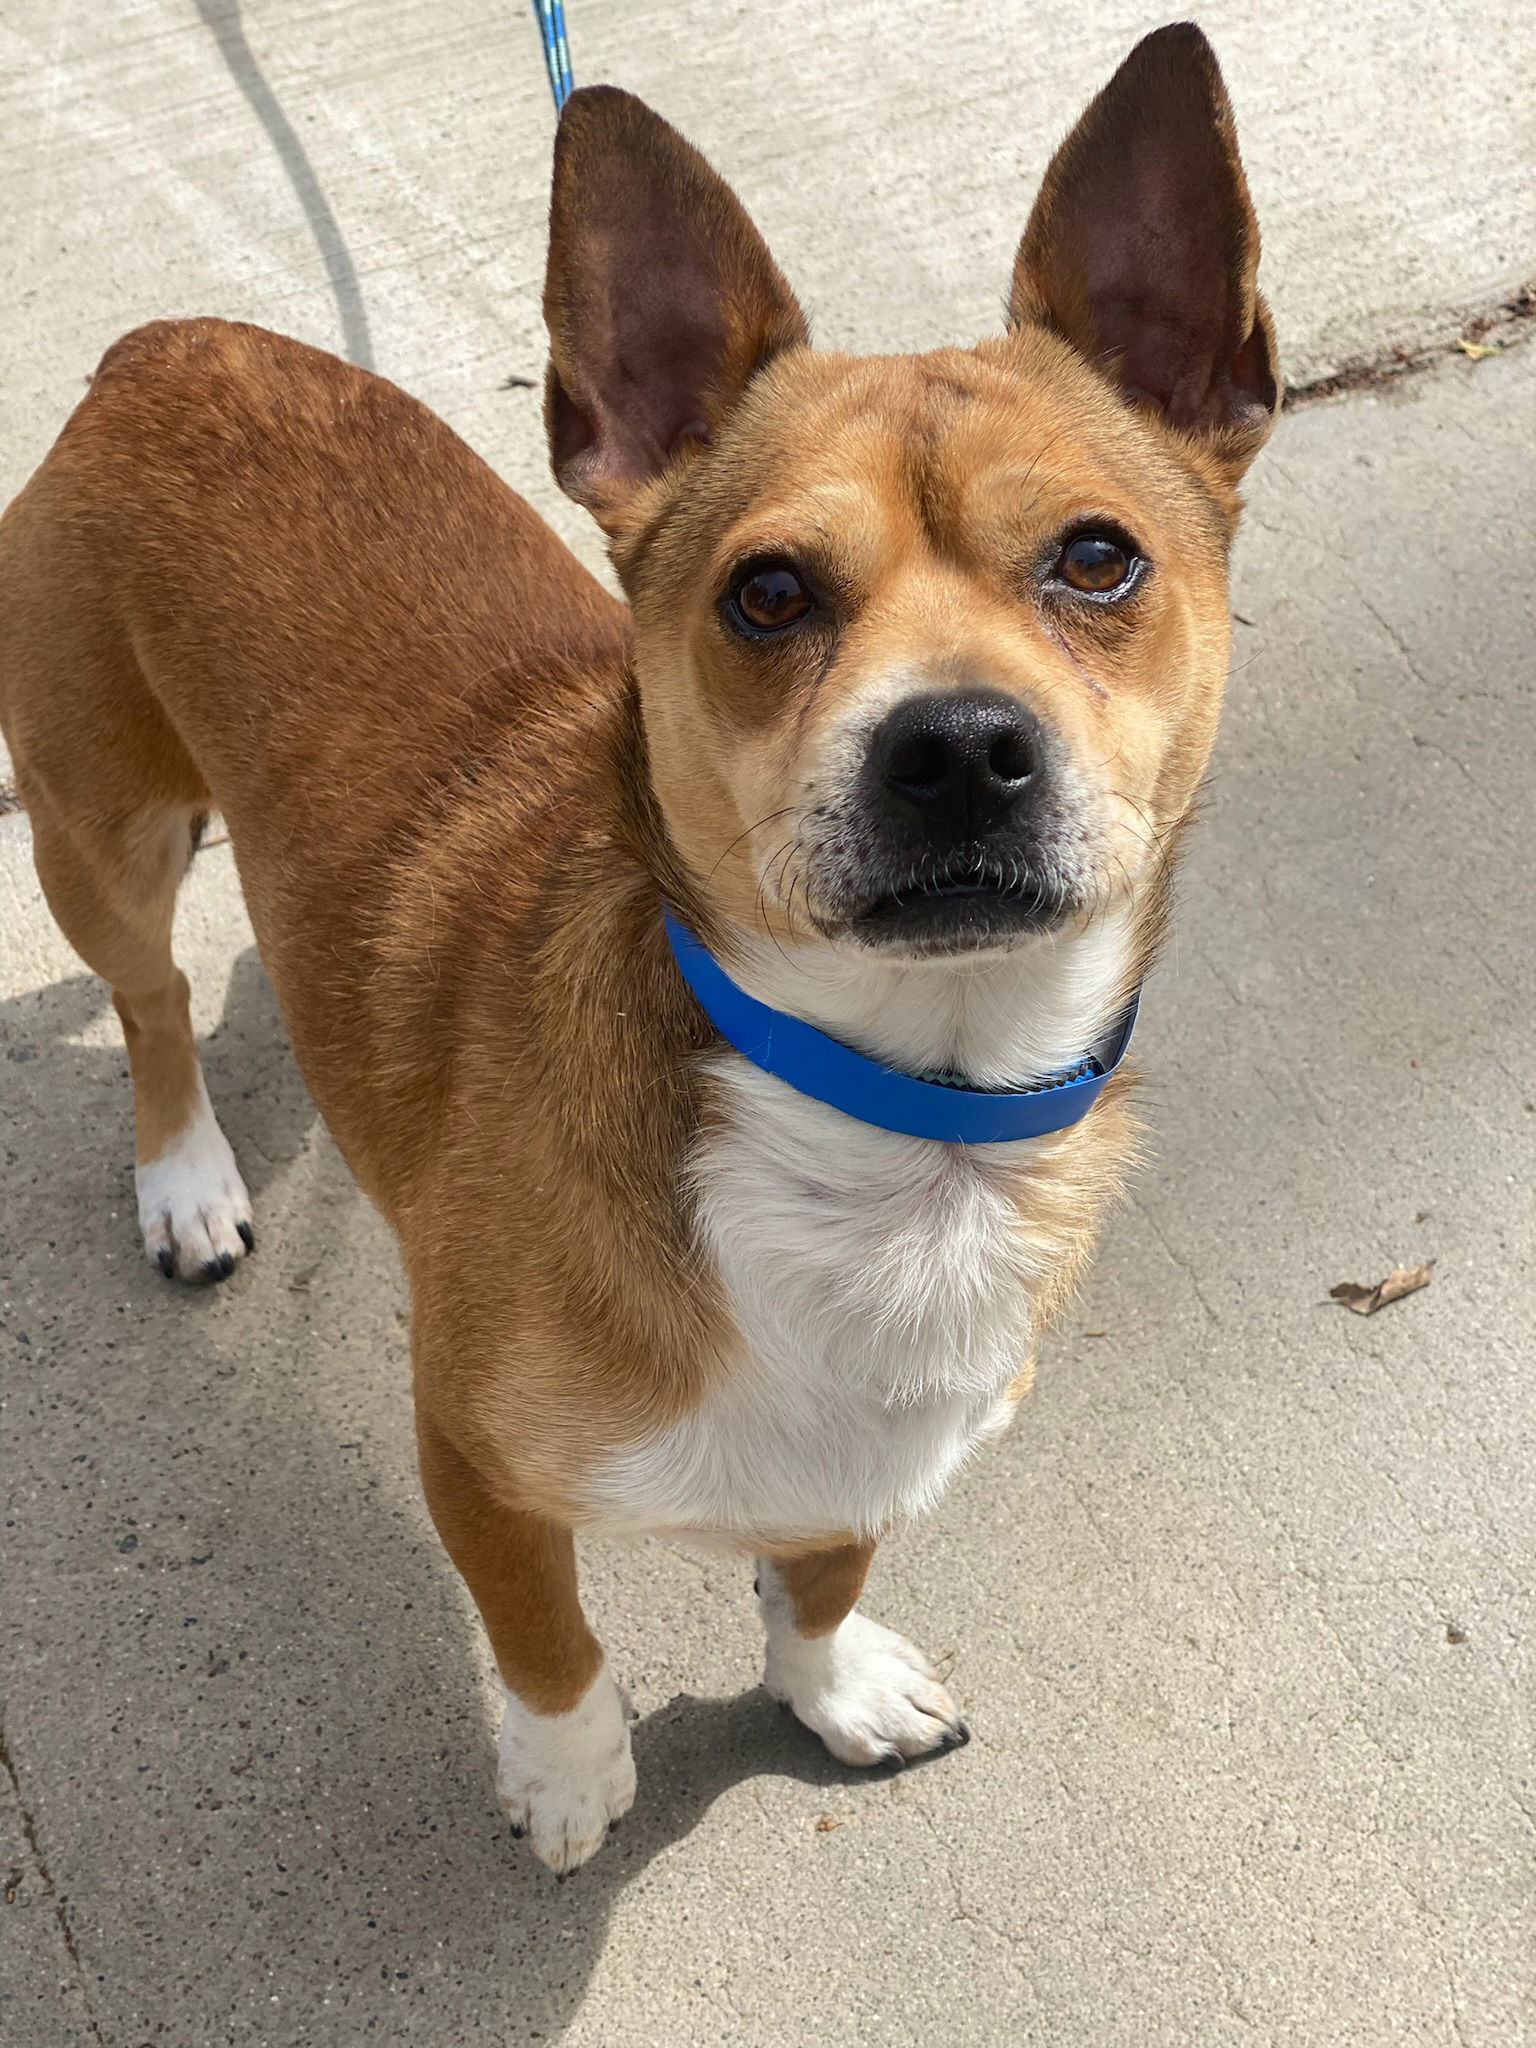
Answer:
[{"xmin": 0, "ymin": 23, "xmax": 1275, "ymax": 1872}]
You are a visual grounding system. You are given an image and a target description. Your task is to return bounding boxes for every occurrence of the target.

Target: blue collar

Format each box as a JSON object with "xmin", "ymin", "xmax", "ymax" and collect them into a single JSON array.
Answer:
[{"xmin": 664, "ymin": 911, "xmax": 1138, "ymax": 1144}]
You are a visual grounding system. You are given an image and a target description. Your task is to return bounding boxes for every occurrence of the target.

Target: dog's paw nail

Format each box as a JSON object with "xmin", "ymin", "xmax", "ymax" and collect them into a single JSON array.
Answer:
[
  {"xmin": 770, "ymin": 1614, "xmax": 965, "ymax": 1770},
  {"xmin": 135, "ymin": 1107, "xmax": 251, "ymax": 1284},
  {"xmin": 236, "ymin": 1220, "xmax": 255, "ymax": 1252},
  {"xmin": 508, "ymin": 1821, "xmax": 526, "ymax": 1839},
  {"xmin": 607, "ymin": 1817, "xmax": 622, "ymax": 1834}
]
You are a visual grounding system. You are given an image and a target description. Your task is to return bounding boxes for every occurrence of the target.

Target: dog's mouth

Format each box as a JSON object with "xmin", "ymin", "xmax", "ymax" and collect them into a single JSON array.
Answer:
[{"xmin": 846, "ymin": 858, "xmax": 1071, "ymax": 953}]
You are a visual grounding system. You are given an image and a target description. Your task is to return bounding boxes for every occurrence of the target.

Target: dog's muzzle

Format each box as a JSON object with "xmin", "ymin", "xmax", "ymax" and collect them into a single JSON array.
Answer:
[{"xmin": 815, "ymin": 689, "xmax": 1087, "ymax": 954}]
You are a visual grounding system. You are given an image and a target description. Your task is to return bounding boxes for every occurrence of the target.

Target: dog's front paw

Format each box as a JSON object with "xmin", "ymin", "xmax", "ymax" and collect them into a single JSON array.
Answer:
[
  {"xmin": 136, "ymin": 1083, "xmax": 253, "ymax": 1283},
  {"xmin": 764, "ymin": 1609, "xmax": 969, "ymax": 1767},
  {"xmin": 496, "ymin": 1665, "xmax": 636, "ymax": 1873}
]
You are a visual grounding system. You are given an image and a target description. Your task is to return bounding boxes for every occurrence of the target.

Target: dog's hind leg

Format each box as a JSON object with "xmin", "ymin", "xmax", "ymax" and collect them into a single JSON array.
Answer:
[
  {"xmin": 758, "ymin": 1543, "xmax": 970, "ymax": 1766},
  {"xmin": 25, "ymin": 792, "xmax": 254, "ymax": 1282},
  {"xmin": 0, "ymin": 479, "xmax": 252, "ymax": 1282}
]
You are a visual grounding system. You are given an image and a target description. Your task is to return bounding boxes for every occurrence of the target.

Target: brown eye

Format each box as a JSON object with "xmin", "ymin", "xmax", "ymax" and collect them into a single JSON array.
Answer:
[
  {"xmin": 727, "ymin": 562, "xmax": 813, "ymax": 635},
  {"xmin": 1055, "ymin": 532, "xmax": 1138, "ymax": 596}
]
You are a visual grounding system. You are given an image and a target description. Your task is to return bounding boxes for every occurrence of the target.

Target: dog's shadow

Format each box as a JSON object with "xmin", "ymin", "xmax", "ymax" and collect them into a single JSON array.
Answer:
[{"xmin": 1, "ymin": 942, "xmax": 877, "ymax": 2041}]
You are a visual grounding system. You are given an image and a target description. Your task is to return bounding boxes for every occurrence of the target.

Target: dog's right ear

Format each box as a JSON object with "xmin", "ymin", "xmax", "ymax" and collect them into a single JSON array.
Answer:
[{"xmin": 543, "ymin": 87, "xmax": 809, "ymax": 534}]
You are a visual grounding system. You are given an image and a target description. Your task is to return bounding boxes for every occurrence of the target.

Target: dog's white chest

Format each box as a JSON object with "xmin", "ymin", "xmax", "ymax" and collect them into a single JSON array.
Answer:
[{"xmin": 585, "ymin": 1059, "xmax": 1049, "ymax": 1544}]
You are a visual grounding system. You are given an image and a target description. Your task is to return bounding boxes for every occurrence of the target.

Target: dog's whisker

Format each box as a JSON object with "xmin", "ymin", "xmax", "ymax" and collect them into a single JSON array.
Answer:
[{"xmin": 706, "ymin": 806, "xmax": 800, "ymax": 887}]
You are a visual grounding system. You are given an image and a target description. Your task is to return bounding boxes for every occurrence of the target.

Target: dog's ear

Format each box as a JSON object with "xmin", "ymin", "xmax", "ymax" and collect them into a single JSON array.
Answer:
[
  {"xmin": 543, "ymin": 87, "xmax": 809, "ymax": 532},
  {"xmin": 1010, "ymin": 23, "xmax": 1278, "ymax": 474}
]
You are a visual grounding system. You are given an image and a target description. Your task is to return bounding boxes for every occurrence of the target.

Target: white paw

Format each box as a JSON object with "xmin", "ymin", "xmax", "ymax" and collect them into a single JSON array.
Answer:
[
  {"xmin": 137, "ymin": 1079, "xmax": 253, "ymax": 1283},
  {"xmin": 496, "ymin": 1665, "xmax": 636, "ymax": 1873},
  {"xmin": 762, "ymin": 1595, "xmax": 968, "ymax": 1767}
]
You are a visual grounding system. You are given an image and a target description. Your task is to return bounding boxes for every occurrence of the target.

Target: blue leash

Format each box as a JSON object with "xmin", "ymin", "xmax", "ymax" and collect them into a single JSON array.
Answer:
[{"xmin": 531, "ymin": 0, "xmax": 574, "ymax": 111}]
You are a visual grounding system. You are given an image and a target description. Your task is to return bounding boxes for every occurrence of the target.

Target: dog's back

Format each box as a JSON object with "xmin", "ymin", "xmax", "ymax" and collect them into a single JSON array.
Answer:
[
  {"xmin": 0, "ymin": 317, "xmax": 632, "ymax": 1203},
  {"xmin": 1, "ymin": 318, "xmax": 628, "ymax": 844}
]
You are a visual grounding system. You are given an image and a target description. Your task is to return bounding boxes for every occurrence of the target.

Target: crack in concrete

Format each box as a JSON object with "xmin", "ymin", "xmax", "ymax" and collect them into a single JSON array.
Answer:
[
  {"xmin": 1357, "ymin": 598, "xmax": 1437, "ymax": 699},
  {"xmin": 1191, "ymin": 1924, "xmax": 1262, "ymax": 2032},
  {"xmin": 1131, "ymin": 1194, "xmax": 1223, "ymax": 1324},
  {"xmin": 1146, "ymin": 1375, "xmax": 1433, "ymax": 1786},
  {"xmin": 1058, "ymin": 1463, "xmax": 1126, "ymax": 1567},
  {"xmin": 897, "ymin": 1774, "xmax": 1049, "ymax": 2013},
  {"xmin": 0, "ymin": 1724, "xmax": 105, "ymax": 2046},
  {"xmin": 1388, "ymin": 1870, "xmax": 1472, "ymax": 2048}
]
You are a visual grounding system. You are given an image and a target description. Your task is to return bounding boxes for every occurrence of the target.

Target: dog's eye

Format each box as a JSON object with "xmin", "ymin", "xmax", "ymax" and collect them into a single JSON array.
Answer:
[
  {"xmin": 1054, "ymin": 532, "xmax": 1139, "ymax": 596},
  {"xmin": 727, "ymin": 563, "xmax": 813, "ymax": 635}
]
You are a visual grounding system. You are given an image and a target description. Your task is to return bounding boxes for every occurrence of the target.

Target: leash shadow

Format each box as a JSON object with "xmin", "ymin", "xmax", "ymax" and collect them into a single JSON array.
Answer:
[{"xmin": 193, "ymin": 0, "xmax": 375, "ymax": 371}]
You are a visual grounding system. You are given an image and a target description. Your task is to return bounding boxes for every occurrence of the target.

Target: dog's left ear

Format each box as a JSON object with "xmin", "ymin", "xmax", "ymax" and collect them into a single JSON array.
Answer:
[
  {"xmin": 1010, "ymin": 23, "xmax": 1278, "ymax": 475},
  {"xmin": 543, "ymin": 86, "xmax": 809, "ymax": 534}
]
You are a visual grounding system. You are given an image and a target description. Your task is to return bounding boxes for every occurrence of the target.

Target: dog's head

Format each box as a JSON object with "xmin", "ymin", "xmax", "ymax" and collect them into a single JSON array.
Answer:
[{"xmin": 543, "ymin": 24, "xmax": 1275, "ymax": 972}]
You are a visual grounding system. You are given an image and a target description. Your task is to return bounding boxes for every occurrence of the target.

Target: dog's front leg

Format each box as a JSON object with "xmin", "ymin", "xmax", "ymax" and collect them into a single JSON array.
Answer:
[
  {"xmin": 758, "ymin": 1544, "xmax": 969, "ymax": 1766},
  {"xmin": 417, "ymin": 1418, "xmax": 634, "ymax": 1872}
]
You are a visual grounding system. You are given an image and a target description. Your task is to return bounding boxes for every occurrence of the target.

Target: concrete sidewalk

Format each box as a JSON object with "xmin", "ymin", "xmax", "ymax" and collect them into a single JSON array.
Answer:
[
  {"xmin": 3, "ymin": 1, "xmax": 1534, "ymax": 511},
  {"xmin": 3, "ymin": 4, "xmax": 1535, "ymax": 2045}
]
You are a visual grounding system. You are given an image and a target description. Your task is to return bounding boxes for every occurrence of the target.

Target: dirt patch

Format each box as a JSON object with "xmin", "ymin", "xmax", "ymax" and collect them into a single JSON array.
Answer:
[{"xmin": 1285, "ymin": 282, "xmax": 1536, "ymax": 407}]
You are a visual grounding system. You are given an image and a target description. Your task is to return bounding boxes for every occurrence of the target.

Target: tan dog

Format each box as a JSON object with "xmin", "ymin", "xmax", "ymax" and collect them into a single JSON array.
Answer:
[{"xmin": 0, "ymin": 24, "xmax": 1274, "ymax": 1871}]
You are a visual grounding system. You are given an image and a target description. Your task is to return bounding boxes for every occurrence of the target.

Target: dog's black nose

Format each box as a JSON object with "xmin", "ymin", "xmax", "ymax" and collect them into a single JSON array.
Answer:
[{"xmin": 871, "ymin": 691, "xmax": 1041, "ymax": 835}]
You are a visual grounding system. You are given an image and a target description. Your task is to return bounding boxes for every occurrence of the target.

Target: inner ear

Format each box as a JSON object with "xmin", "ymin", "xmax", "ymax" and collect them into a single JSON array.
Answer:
[
  {"xmin": 544, "ymin": 87, "xmax": 809, "ymax": 531},
  {"xmin": 1010, "ymin": 23, "xmax": 1277, "ymax": 466}
]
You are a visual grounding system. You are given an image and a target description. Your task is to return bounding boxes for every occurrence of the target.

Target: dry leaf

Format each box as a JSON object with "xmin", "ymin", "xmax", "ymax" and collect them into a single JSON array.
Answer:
[
  {"xmin": 1330, "ymin": 1261, "xmax": 1435, "ymax": 1315},
  {"xmin": 814, "ymin": 1814, "xmax": 840, "ymax": 1832},
  {"xmin": 1456, "ymin": 339, "xmax": 1500, "ymax": 360}
]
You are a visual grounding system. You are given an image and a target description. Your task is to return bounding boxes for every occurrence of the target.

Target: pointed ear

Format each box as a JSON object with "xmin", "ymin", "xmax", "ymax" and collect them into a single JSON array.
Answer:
[
  {"xmin": 1010, "ymin": 23, "xmax": 1278, "ymax": 473},
  {"xmin": 542, "ymin": 87, "xmax": 809, "ymax": 533}
]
